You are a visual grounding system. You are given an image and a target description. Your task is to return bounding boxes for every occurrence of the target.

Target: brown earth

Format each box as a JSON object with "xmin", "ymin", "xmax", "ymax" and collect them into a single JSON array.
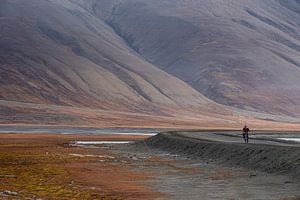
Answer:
[{"xmin": 2, "ymin": 100, "xmax": 300, "ymax": 131}]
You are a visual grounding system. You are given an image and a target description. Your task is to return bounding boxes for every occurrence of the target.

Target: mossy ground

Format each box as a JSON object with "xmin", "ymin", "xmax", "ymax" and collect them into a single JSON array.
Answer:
[
  {"xmin": 0, "ymin": 134, "xmax": 148, "ymax": 200},
  {"xmin": 0, "ymin": 151, "xmax": 122, "ymax": 200}
]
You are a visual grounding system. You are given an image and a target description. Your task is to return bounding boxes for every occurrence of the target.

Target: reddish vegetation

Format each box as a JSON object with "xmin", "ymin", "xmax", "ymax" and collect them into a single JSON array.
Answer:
[{"xmin": 0, "ymin": 134, "xmax": 161, "ymax": 200}]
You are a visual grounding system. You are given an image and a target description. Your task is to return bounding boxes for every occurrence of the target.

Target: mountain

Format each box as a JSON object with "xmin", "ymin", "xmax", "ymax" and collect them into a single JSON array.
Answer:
[
  {"xmin": 0, "ymin": 0, "xmax": 300, "ymax": 128},
  {"xmin": 87, "ymin": 0, "xmax": 300, "ymax": 117}
]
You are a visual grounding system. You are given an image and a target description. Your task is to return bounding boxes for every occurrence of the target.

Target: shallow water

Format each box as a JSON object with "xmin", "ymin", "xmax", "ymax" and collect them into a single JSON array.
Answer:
[
  {"xmin": 75, "ymin": 141, "xmax": 131, "ymax": 145},
  {"xmin": 0, "ymin": 127, "xmax": 158, "ymax": 136},
  {"xmin": 277, "ymin": 138, "xmax": 300, "ymax": 142}
]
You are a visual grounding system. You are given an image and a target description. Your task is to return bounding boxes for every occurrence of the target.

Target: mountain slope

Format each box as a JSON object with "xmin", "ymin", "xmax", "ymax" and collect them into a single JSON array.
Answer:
[
  {"xmin": 0, "ymin": 0, "xmax": 229, "ymax": 118},
  {"xmin": 1, "ymin": 0, "xmax": 300, "ymax": 128},
  {"xmin": 86, "ymin": 0, "xmax": 300, "ymax": 117}
]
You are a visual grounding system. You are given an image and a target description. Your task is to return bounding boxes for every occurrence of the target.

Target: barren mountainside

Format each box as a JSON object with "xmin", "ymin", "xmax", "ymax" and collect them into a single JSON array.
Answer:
[
  {"xmin": 89, "ymin": 0, "xmax": 300, "ymax": 117},
  {"xmin": 1, "ymin": 0, "xmax": 300, "ymax": 127},
  {"xmin": 0, "ymin": 0, "xmax": 222, "ymax": 114}
]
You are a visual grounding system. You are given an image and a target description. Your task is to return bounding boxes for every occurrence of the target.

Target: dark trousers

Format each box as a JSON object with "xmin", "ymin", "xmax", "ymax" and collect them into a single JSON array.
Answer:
[{"xmin": 243, "ymin": 132, "xmax": 249, "ymax": 143}]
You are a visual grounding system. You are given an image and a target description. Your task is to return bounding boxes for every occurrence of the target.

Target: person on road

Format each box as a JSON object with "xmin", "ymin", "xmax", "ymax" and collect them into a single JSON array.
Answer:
[{"xmin": 242, "ymin": 125, "xmax": 250, "ymax": 143}]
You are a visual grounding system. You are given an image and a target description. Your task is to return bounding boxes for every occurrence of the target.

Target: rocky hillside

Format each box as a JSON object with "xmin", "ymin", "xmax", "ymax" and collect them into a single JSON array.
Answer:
[
  {"xmin": 0, "ymin": 0, "xmax": 227, "ymax": 116},
  {"xmin": 86, "ymin": 0, "xmax": 300, "ymax": 117},
  {"xmin": 1, "ymin": 0, "xmax": 300, "ymax": 127}
]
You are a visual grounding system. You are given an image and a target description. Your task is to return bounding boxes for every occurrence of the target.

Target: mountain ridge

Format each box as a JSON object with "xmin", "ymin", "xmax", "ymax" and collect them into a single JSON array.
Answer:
[
  {"xmin": 86, "ymin": 0, "xmax": 300, "ymax": 117},
  {"xmin": 1, "ymin": 0, "xmax": 300, "ymax": 128}
]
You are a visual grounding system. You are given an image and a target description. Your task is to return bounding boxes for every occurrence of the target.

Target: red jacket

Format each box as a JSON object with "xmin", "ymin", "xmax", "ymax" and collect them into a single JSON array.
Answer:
[{"xmin": 243, "ymin": 127, "xmax": 249, "ymax": 133}]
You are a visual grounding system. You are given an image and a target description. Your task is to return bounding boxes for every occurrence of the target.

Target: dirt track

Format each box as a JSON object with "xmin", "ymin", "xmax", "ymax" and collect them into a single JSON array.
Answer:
[
  {"xmin": 174, "ymin": 131, "xmax": 300, "ymax": 147},
  {"xmin": 119, "ymin": 131, "xmax": 300, "ymax": 200},
  {"xmin": 144, "ymin": 131, "xmax": 300, "ymax": 179}
]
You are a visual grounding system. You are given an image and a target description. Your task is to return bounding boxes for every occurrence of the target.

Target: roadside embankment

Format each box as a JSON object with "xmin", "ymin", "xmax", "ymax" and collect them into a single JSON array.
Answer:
[{"xmin": 144, "ymin": 132, "xmax": 300, "ymax": 180}]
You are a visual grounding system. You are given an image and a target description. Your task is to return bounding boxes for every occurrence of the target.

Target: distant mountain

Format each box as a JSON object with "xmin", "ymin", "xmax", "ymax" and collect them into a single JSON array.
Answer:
[
  {"xmin": 87, "ymin": 0, "xmax": 300, "ymax": 117},
  {"xmin": 1, "ymin": 0, "xmax": 300, "ymax": 127}
]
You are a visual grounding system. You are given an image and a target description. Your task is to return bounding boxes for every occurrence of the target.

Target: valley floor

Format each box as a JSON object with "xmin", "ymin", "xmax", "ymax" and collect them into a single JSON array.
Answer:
[{"xmin": 0, "ymin": 131, "xmax": 299, "ymax": 200}]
